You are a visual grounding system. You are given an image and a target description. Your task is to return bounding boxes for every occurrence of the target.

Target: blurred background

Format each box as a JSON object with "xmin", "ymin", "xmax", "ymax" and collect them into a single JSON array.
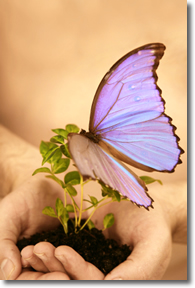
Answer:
[{"xmin": 0, "ymin": 0, "xmax": 187, "ymax": 280}]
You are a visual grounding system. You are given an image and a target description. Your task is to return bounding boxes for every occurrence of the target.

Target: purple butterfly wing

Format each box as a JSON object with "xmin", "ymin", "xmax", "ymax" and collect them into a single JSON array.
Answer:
[
  {"xmin": 89, "ymin": 43, "xmax": 183, "ymax": 172},
  {"xmin": 68, "ymin": 133, "xmax": 153, "ymax": 209}
]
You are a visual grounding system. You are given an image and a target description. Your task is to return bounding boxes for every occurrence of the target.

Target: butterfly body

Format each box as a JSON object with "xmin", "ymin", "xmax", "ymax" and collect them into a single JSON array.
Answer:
[
  {"xmin": 68, "ymin": 43, "xmax": 183, "ymax": 209},
  {"xmin": 80, "ymin": 129, "xmax": 101, "ymax": 143}
]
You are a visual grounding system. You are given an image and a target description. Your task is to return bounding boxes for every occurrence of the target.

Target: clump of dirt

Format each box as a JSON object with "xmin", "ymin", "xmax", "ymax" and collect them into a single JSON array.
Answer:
[{"xmin": 17, "ymin": 219, "xmax": 131, "ymax": 275}]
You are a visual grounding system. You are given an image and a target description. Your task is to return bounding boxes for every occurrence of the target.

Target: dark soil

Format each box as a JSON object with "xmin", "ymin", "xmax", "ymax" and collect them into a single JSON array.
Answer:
[{"xmin": 17, "ymin": 219, "xmax": 131, "ymax": 275}]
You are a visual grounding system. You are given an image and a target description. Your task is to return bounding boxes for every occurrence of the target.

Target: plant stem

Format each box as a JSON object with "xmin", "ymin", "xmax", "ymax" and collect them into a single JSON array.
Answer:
[
  {"xmin": 98, "ymin": 199, "xmax": 113, "ymax": 209},
  {"xmin": 79, "ymin": 206, "xmax": 98, "ymax": 231},
  {"xmin": 83, "ymin": 179, "xmax": 91, "ymax": 185},
  {"xmin": 81, "ymin": 196, "xmax": 109, "ymax": 212},
  {"xmin": 64, "ymin": 188, "xmax": 67, "ymax": 208},
  {"xmin": 78, "ymin": 175, "xmax": 84, "ymax": 227},
  {"xmin": 70, "ymin": 194, "xmax": 78, "ymax": 229},
  {"xmin": 65, "ymin": 188, "xmax": 78, "ymax": 230},
  {"xmin": 70, "ymin": 197, "xmax": 80, "ymax": 211},
  {"xmin": 79, "ymin": 197, "xmax": 113, "ymax": 231}
]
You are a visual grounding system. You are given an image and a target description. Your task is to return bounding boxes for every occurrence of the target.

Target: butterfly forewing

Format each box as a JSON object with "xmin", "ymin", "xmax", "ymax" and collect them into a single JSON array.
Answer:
[
  {"xmin": 68, "ymin": 133, "xmax": 153, "ymax": 209},
  {"xmin": 89, "ymin": 43, "xmax": 183, "ymax": 172},
  {"xmin": 89, "ymin": 43, "xmax": 165, "ymax": 132}
]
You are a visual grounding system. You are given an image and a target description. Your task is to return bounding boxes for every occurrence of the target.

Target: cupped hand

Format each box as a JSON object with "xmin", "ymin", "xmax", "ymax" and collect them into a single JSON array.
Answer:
[
  {"xmin": 48, "ymin": 193, "xmax": 173, "ymax": 280},
  {"xmin": 0, "ymin": 169, "xmax": 186, "ymax": 281},
  {"xmin": 0, "ymin": 174, "xmax": 63, "ymax": 280},
  {"xmin": 98, "ymin": 181, "xmax": 186, "ymax": 280},
  {"xmin": 17, "ymin": 181, "xmax": 186, "ymax": 280},
  {"xmin": 20, "ymin": 242, "xmax": 104, "ymax": 280},
  {"xmin": 51, "ymin": 181, "xmax": 185, "ymax": 280},
  {"xmin": 102, "ymin": 200, "xmax": 173, "ymax": 280},
  {"xmin": 0, "ymin": 174, "xmax": 104, "ymax": 280}
]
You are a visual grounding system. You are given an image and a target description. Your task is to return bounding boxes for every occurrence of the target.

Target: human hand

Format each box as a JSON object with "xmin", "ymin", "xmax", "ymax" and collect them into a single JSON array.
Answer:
[
  {"xmin": 49, "ymin": 181, "xmax": 186, "ymax": 280},
  {"xmin": 0, "ymin": 173, "xmax": 64, "ymax": 280},
  {"xmin": 0, "ymin": 126, "xmax": 101, "ymax": 280},
  {"xmin": 40, "ymin": 196, "xmax": 172, "ymax": 280},
  {"xmin": 97, "ymin": 181, "xmax": 186, "ymax": 280},
  {"xmin": 0, "ymin": 123, "xmax": 186, "ymax": 280},
  {"xmin": 20, "ymin": 242, "xmax": 104, "ymax": 280},
  {"xmin": 17, "ymin": 181, "xmax": 186, "ymax": 280},
  {"xmin": 0, "ymin": 174, "xmax": 105, "ymax": 280}
]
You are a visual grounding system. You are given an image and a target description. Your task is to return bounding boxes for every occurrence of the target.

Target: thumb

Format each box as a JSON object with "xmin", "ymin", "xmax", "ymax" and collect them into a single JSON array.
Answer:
[
  {"xmin": 0, "ymin": 196, "xmax": 22, "ymax": 280},
  {"xmin": 0, "ymin": 239, "xmax": 22, "ymax": 280}
]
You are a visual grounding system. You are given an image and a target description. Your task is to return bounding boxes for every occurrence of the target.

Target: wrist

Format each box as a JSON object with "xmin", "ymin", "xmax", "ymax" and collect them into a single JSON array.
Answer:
[
  {"xmin": 150, "ymin": 181, "xmax": 187, "ymax": 244},
  {"xmin": 170, "ymin": 181, "xmax": 187, "ymax": 243},
  {"xmin": 0, "ymin": 125, "xmax": 42, "ymax": 196}
]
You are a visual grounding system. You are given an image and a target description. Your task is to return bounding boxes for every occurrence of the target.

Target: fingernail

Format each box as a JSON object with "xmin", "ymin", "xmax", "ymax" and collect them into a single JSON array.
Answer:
[
  {"xmin": 55, "ymin": 254, "xmax": 67, "ymax": 264},
  {"xmin": 112, "ymin": 277, "xmax": 123, "ymax": 280},
  {"xmin": 0, "ymin": 258, "xmax": 15, "ymax": 280},
  {"xmin": 34, "ymin": 252, "xmax": 45, "ymax": 257},
  {"xmin": 33, "ymin": 252, "xmax": 48, "ymax": 261},
  {"xmin": 55, "ymin": 254, "xmax": 63, "ymax": 260},
  {"xmin": 23, "ymin": 255, "xmax": 33, "ymax": 261}
]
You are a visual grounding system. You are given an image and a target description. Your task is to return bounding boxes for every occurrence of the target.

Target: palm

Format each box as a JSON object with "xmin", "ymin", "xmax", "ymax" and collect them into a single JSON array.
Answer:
[
  {"xmin": 1, "ymin": 178, "xmax": 62, "ymax": 240},
  {"xmin": 0, "ymin": 176, "xmax": 173, "ymax": 280},
  {"xmin": 16, "ymin": 270, "xmax": 70, "ymax": 280},
  {"xmin": 93, "ymin": 198, "xmax": 172, "ymax": 280}
]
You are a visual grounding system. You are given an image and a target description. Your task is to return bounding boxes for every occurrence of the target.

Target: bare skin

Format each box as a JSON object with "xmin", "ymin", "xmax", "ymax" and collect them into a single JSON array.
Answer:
[
  {"xmin": 0, "ymin": 0, "xmax": 186, "ymax": 280},
  {"xmin": 0, "ymin": 127, "xmax": 186, "ymax": 280}
]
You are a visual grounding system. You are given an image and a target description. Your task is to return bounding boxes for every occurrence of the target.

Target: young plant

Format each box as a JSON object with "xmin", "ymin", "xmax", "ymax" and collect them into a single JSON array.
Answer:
[{"xmin": 33, "ymin": 124, "xmax": 162, "ymax": 234}]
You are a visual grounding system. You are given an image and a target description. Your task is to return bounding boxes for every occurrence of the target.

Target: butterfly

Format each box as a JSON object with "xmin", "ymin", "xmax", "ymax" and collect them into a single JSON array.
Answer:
[{"xmin": 68, "ymin": 43, "xmax": 183, "ymax": 209}]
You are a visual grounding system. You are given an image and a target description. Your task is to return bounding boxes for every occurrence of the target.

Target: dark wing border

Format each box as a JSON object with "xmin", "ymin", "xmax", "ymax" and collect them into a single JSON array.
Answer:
[
  {"xmin": 89, "ymin": 43, "xmax": 166, "ymax": 132},
  {"xmin": 89, "ymin": 43, "xmax": 184, "ymax": 172}
]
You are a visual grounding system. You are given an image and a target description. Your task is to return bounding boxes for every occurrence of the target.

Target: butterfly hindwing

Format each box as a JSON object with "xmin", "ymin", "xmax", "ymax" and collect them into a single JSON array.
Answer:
[{"xmin": 68, "ymin": 133, "xmax": 153, "ymax": 209}]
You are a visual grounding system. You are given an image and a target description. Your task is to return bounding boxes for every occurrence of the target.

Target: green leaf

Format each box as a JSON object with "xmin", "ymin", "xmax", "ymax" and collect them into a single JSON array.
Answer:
[
  {"xmin": 100, "ymin": 182, "xmax": 119, "ymax": 201},
  {"xmin": 49, "ymin": 148, "xmax": 62, "ymax": 164},
  {"xmin": 39, "ymin": 141, "xmax": 50, "ymax": 156},
  {"xmin": 42, "ymin": 146, "xmax": 60, "ymax": 165},
  {"xmin": 60, "ymin": 144, "xmax": 71, "ymax": 158},
  {"xmin": 66, "ymin": 204, "xmax": 74, "ymax": 212},
  {"xmin": 140, "ymin": 176, "xmax": 163, "ymax": 185},
  {"xmin": 83, "ymin": 199, "xmax": 93, "ymax": 204},
  {"xmin": 65, "ymin": 184, "xmax": 77, "ymax": 196},
  {"xmin": 52, "ymin": 158, "xmax": 70, "ymax": 174},
  {"xmin": 64, "ymin": 171, "xmax": 81, "ymax": 185},
  {"xmin": 50, "ymin": 135, "xmax": 65, "ymax": 144},
  {"xmin": 42, "ymin": 206, "xmax": 57, "ymax": 218},
  {"xmin": 100, "ymin": 182, "xmax": 113, "ymax": 197},
  {"xmin": 103, "ymin": 213, "xmax": 115, "ymax": 229},
  {"xmin": 89, "ymin": 195, "xmax": 98, "ymax": 207},
  {"xmin": 46, "ymin": 175, "xmax": 65, "ymax": 188},
  {"xmin": 52, "ymin": 128, "xmax": 69, "ymax": 139},
  {"xmin": 66, "ymin": 124, "xmax": 80, "ymax": 134},
  {"xmin": 60, "ymin": 207, "xmax": 69, "ymax": 226},
  {"xmin": 87, "ymin": 219, "xmax": 95, "ymax": 230},
  {"xmin": 40, "ymin": 141, "xmax": 58, "ymax": 157},
  {"xmin": 56, "ymin": 198, "xmax": 64, "ymax": 217},
  {"xmin": 32, "ymin": 167, "xmax": 51, "ymax": 176},
  {"xmin": 112, "ymin": 190, "xmax": 121, "ymax": 202}
]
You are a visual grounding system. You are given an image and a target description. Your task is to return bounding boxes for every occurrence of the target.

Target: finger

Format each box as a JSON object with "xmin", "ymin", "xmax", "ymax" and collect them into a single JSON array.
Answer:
[
  {"xmin": 55, "ymin": 246, "xmax": 104, "ymax": 280},
  {"xmin": 16, "ymin": 270, "xmax": 70, "ymax": 280},
  {"xmin": 33, "ymin": 242, "xmax": 66, "ymax": 273},
  {"xmin": 21, "ymin": 246, "xmax": 48, "ymax": 273},
  {"xmin": 0, "ymin": 239, "xmax": 22, "ymax": 280},
  {"xmin": 104, "ymin": 235, "xmax": 172, "ymax": 280}
]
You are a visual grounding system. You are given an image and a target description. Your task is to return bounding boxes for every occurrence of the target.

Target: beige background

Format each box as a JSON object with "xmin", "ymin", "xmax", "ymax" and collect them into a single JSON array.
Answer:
[{"xmin": 0, "ymin": 0, "xmax": 187, "ymax": 280}]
